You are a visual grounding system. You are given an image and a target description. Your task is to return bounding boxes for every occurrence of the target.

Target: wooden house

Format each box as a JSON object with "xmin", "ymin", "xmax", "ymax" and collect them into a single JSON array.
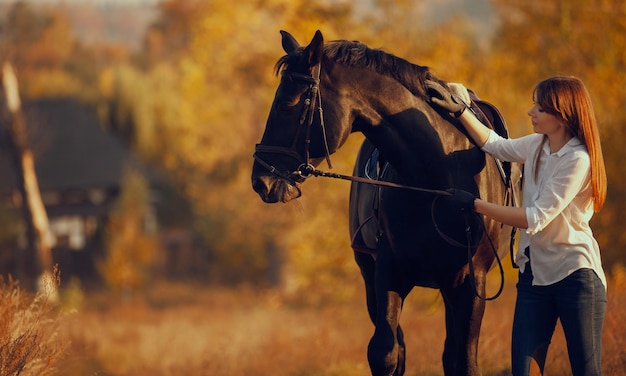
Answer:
[{"xmin": 0, "ymin": 97, "xmax": 157, "ymax": 281}]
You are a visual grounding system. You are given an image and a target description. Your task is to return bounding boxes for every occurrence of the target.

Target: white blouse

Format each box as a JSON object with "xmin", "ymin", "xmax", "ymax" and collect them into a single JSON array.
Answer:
[{"xmin": 481, "ymin": 130, "xmax": 606, "ymax": 290}]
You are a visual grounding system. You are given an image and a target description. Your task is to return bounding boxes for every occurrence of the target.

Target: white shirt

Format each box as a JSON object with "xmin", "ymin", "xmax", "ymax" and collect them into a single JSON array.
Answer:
[{"xmin": 481, "ymin": 130, "xmax": 606, "ymax": 289}]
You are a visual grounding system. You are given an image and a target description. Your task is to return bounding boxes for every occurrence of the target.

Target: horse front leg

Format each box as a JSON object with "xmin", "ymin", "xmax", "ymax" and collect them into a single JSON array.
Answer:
[
  {"xmin": 355, "ymin": 251, "xmax": 378, "ymax": 325},
  {"xmin": 395, "ymin": 323, "xmax": 406, "ymax": 376},
  {"xmin": 441, "ymin": 271, "xmax": 486, "ymax": 376},
  {"xmin": 366, "ymin": 249, "xmax": 406, "ymax": 376}
]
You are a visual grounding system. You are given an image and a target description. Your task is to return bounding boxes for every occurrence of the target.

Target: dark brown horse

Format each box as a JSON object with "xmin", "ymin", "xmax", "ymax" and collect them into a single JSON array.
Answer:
[{"xmin": 251, "ymin": 30, "xmax": 518, "ymax": 376}]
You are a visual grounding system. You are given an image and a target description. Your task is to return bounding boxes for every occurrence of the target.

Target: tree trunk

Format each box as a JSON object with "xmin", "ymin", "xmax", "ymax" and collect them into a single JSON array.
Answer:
[{"xmin": 1, "ymin": 62, "xmax": 56, "ymax": 298}]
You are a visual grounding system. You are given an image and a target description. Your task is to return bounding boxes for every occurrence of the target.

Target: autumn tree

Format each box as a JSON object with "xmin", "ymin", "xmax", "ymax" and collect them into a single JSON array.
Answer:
[
  {"xmin": 98, "ymin": 169, "xmax": 162, "ymax": 296},
  {"xmin": 0, "ymin": 63, "xmax": 55, "ymax": 295},
  {"xmin": 0, "ymin": 2, "xmax": 79, "ymax": 98},
  {"xmin": 141, "ymin": 0, "xmax": 202, "ymax": 66},
  {"xmin": 0, "ymin": 1, "xmax": 130, "ymax": 100}
]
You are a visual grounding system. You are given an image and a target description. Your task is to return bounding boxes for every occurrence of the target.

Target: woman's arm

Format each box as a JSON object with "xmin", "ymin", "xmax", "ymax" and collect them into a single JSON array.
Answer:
[
  {"xmin": 457, "ymin": 110, "xmax": 492, "ymax": 147},
  {"xmin": 474, "ymin": 199, "xmax": 529, "ymax": 229}
]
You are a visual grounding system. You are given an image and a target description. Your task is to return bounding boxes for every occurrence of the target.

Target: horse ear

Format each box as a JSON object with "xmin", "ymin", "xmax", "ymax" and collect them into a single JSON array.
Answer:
[
  {"xmin": 280, "ymin": 30, "xmax": 300, "ymax": 54},
  {"xmin": 305, "ymin": 30, "xmax": 324, "ymax": 66}
]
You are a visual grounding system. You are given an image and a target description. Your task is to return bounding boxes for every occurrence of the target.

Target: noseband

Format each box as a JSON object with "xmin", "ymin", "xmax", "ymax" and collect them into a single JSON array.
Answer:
[{"xmin": 253, "ymin": 62, "xmax": 333, "ymax": 186}]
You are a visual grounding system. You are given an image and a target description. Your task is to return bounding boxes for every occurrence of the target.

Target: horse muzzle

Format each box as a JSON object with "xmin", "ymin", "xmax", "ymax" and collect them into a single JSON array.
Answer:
[
  {"xmin": 251, "ymin": 148, "xmax": 307, "ymax": 203},
  {"xmin": 252, "ymin": 174, "xmax": 302, "ymax": 203}
]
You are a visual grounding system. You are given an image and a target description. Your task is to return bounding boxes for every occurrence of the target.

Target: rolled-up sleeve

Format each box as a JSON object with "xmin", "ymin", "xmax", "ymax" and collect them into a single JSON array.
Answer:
[
  {"xmin": 481, "ymin": 130, "xmax": 540, "ymax": 164},
  {"xmin": 525, "ymin": 207, "xmax": 542, "ymax": 235}
]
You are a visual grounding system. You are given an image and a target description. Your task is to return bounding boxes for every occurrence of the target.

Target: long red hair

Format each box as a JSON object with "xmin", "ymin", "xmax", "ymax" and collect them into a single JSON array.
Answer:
[{"xmin": 533, "ymin": 76, "xmax": 607, "ymax": 212}]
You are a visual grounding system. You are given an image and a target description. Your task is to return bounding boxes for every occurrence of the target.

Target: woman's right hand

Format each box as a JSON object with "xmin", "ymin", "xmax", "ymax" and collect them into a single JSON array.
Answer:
[{"xmin": 425, "ymin": 79, "xmax": 467, "ymax": 118}]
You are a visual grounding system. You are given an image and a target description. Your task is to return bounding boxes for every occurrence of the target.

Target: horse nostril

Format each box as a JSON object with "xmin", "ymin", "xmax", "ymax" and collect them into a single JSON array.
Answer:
[
  {"xmin": 252, "ymin": 177, "xmax": 268, "ymax": 195},
  {"xmin": 253, "ymin": 176, "xmax": 278, "ymax": 200},
  {"xmin": 252, "ymin": 176, "xmax": 283, "ymax": 203}
]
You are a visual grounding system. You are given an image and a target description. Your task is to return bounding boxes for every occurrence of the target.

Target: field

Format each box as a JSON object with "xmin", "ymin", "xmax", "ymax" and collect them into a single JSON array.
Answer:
[{"xmin": 52, "ymin": 268, "xmax": 626, "ymax": 376}]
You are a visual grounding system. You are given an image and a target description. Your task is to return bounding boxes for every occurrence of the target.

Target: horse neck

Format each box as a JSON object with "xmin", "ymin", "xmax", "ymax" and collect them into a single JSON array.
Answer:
[
  {"xmin": 332, "ymin": 71, "xmax": 454, "ymax": 186},
  {"xmin": 366, "ymin": 113, "xmax": 456, "ymax": 186}
]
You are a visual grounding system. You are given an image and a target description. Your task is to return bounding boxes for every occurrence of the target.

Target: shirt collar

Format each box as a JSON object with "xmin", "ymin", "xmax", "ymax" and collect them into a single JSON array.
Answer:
[{"xmin": 543, "ymin": 136, "xmax": 584, "ymax": 157}]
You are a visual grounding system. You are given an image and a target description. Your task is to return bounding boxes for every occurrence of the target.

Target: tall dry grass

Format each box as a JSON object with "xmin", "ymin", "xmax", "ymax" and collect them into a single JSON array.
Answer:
[
  {"xmin": 56, "ymin": 267, "xmax": 626, "ymax": 376},
  {"xmin": 0, "ymin": 271, "xmax": 67, "ymax": 376}
]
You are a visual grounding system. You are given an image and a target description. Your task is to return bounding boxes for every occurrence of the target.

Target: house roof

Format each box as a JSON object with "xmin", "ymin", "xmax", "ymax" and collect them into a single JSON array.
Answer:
[{"xmin": 0, "ymin": 97, "xmax": 149, "ymax": 194}]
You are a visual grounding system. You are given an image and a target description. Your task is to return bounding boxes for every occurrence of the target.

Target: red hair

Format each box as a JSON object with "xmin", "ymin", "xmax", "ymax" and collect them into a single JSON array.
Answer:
[{"xmin": 533, "ymin": 76, "xmax": 607, "ymax": 212}]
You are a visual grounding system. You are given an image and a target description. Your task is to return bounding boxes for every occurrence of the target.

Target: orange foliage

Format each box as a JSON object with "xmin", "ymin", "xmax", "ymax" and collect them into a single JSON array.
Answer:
[{"xmin": 98, "ymin": 170, "xmax": 162, "ymax": 295}]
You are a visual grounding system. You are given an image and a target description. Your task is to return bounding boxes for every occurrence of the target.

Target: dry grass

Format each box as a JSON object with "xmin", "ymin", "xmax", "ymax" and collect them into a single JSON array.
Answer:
[
  {"xmin": 0, "ymin": 273, "xmax": 67, "ymax": 376},
  {"xmin": 56, "ymin": 268, "xmax": 626, "ymax": 376}
]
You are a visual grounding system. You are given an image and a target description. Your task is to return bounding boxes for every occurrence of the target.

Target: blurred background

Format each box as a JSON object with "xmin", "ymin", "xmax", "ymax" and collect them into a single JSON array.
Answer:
[{"xmin": 0, "ymin": 0, "xmax": 624, "ymax": 375}]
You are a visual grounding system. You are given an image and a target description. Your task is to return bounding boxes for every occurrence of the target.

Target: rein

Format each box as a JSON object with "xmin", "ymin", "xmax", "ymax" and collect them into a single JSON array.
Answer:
[
  {"xmin": 300, "ymin": 164, "xmax": 452, "ymax": 196},
  {"xmin": 431, "ymin": 196, "xmax": 506, "ymax": 300},
  {"xmin": 304, "ymin": 163, "xmax": 505, "ymax": 301},
  {"xmin": 254, "ymin": 64, "xmax": 510, "ymax": 301}
]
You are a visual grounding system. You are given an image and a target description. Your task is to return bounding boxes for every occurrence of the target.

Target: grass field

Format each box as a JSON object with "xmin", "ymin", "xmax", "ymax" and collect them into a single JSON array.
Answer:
[
  {"xmin": 3, "ymin": 267, "xmax": 623, "ymax": 375},
  {"xmin": 52, "ymin": 267, "xmax": 626, "ymax": 376}
]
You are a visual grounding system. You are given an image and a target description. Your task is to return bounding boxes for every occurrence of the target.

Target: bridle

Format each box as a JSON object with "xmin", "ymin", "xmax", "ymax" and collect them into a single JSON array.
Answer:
[
  {"xmin": 253, "ymin": 63, "xmax": 457, "ymax": 196},
  {"xmin": 253, "ymin": 62, "xmax": 333, "ymax": 195}
]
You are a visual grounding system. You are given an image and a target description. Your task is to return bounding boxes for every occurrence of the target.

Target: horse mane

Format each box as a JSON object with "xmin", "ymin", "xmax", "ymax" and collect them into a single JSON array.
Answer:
[
  {"xmin": 325, "ymin": 40, "xmax": 437, "ymax": 99},
  {"xmin": 275, "ymin": 40, "xmax": 439, "ymax": 100}
]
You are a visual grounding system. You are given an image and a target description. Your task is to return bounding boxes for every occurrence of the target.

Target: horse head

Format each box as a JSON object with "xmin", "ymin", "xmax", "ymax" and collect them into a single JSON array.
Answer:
[
  {"xmin": 252, "ymin": 30, "xmax": 454, "ymax": 204},
  {"xmin": 252, "ymin": 30, "xmax": 350, "ymax": 203}
]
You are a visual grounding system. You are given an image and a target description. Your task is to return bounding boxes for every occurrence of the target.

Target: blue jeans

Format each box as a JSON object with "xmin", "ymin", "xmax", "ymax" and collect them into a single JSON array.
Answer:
[{"xmin": 512, "ymin": 256, "xmax": 606, "ymax": 376}]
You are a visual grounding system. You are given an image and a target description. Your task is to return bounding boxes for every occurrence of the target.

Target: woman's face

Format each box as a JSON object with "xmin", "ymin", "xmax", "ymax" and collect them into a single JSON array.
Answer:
[{"xmin": 527, "ymin": 101, "xmax": 564, "ymax": 137}]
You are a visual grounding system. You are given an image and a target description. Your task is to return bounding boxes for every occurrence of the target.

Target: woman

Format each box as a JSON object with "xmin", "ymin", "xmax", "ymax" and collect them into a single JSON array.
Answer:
[{"xmin": 426, "ymin": 76, "xmax": 607, "ymax": 376}]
